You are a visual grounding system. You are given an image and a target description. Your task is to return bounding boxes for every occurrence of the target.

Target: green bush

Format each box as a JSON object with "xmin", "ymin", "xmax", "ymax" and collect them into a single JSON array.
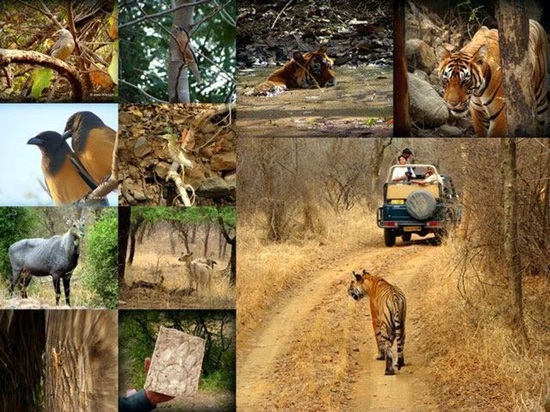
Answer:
[
  {"xmin": 0, "ymin": 208, "xmax": 37, "ymax": 283},
  {"xmin": 82, "ymin": 208, "xmax": 118, "ymax": 308}
]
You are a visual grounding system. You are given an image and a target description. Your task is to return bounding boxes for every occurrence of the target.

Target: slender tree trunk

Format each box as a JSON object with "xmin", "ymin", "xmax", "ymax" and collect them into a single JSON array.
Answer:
[
  {"xmin": 496, "ymin": 1, "xmax": 538, "ymax": 136},
  {"xmin": 44, "ymin": 310, "xmax": 118, "ymax": 412},
  {"xmin": 501, "ymin": 138, "xmax": 528, "ymax": 343},
  {"xmin": 393, "ymin": 0, "xmax": 410, "ymax": 136},
  {"xmin": 128, "ymin": 214, "xmax": 144, "ymax": 266},
  {"xmin": 203, "ymin": 221, "xmax": 211, "ymax": 257},
  {"xmin": 168, "ymin": 0, "xmax": 194, "ymax": 103},
  {"xmin": 369, "ymin": 138, "xmax": 393, "ymax": 210},
  {"xmin": 118, "ymin": 207, "xmax": 131, "ymax": 282}
]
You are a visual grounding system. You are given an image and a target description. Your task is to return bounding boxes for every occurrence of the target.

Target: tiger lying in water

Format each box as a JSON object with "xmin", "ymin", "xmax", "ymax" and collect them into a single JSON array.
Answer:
[
  {"xmin": 436, "ymin": 19, "xmax": 549, "ymax": 137},
  {"xmin": 348, "ymin": 269, "xmax": 407, "ymax": 375},
  {"xmin": 246, "ymin": 45, "xmax": 336, "ymax": 96}
]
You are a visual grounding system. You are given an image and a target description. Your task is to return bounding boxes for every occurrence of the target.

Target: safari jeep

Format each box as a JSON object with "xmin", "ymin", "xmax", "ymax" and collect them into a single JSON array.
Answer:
[{"xmin": 377, "ymin": 164, "xmax": 461, "ymax": 247}]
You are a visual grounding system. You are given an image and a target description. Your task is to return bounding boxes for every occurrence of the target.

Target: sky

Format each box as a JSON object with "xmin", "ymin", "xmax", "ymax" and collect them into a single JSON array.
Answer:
[{"xmin": 0, "ymin": 104, "xmax": 118, "ymax": 206}]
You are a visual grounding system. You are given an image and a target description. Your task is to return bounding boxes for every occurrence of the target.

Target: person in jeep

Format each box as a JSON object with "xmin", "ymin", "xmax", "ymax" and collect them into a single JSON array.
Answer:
[
  {"xmin": 411, "ymin": 166, "xmax": 442, "ymax": 186},
  {"xmin": 392, "ymin": 155, "xmax": 416, "ymax": 183}
]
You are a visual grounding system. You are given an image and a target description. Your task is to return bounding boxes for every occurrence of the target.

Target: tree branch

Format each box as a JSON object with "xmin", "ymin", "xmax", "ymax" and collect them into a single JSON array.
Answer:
[
  {"xmin": 119, "ymin": 0, "xmax": 212, "ymax": 29},
  {"xmin": 0, "ymin": 49, "xmax": 83, "ymax": 101}
]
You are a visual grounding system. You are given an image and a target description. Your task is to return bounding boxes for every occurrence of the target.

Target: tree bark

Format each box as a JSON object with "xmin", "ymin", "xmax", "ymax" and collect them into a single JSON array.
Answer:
[
  {"xmin": 168, "ymin": 0, "xmax": 194, "ymax": 103},
  {"xmin": 393, "ymin": 0, "xmax": 410, "ymax": 137},
  {"xmin": 501, "ymin": 138, "xmax": 528, "ymax": 343},
  {"xmin": 369, "ymin": 138, "xmax": 393, "ymax": 210},
  {"xmin": 44, "ymin": 310, "xmax": 118, "ymax": 412},
  {"xmin": 496, "ymin": 1, "xmax": 538, "ymax": 136},
  {"xmin": 0, "ymin": 310, "xmax": 45, "ymax": 412},
  {"xmin": 0, "ymin": 49, "xmax": 83, "ymax": 101},
  {"xmin": 118, "ymin": 207, "xmax": 131, "ymax": 282},
  {"xmin": 218, "ymin": 216, "xmax": 236, "ymax": 285}
]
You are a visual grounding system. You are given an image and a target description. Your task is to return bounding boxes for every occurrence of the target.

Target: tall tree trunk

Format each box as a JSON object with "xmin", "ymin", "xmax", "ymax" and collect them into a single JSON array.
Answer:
[
  {"xmin": 0, "ymin": 310, "xmax": 45, "ymax": 411},
  {"xmin": 118, "ymin": 207, "xmax": 131, "ymax": 282},
  {"xmin": 128, "ymin": 213, "xmax": 144, "ymax": 266},
  {"xmin": 369, "ymin": 138, "xmax": 393, "ymax": 210},
  {"xmin": 501, "ymin": 138, "xmax": 528, "ymax": 343},
  {"xmin": 168, "ymin": 0, "xmax": 194, "ymax": 103},
  {"xmin": 203, "ymin": 221, "xmax": 211, "ymax": 257},
  {"xmin": 393, "ymin": 0, "xmax": 410, "ymax": 136},
  {"xmin": 496, "ymin": 1, "xmax": 538, "ymax": 136},
  {"xmin": 44, "ymin": 310, "xmax": 118, "ymax": 412}
]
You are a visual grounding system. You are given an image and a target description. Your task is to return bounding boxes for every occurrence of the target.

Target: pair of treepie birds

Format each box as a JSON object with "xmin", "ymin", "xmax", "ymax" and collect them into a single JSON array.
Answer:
[{"xmin": 27, "ymin": 112, "xmax": 115, "ymax": 206}]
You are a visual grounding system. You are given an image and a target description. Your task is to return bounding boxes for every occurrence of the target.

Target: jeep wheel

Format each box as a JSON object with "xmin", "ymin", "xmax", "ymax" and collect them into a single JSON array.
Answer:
[
  {"xmin": 402, "ymin": 233, "xmax": 412, "ymax": 242},
  {"xmin": 406, "ymin": 190, "xmax": 437, "ymax": 220},
  {"xmin": 384, "ymin": 229, "xmax": 396, "ymax": 247}
]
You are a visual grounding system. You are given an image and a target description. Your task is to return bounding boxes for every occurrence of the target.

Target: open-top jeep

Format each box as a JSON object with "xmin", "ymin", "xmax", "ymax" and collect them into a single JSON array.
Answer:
[{"xmin": 377, "ymin": 164, "xmax": 461, "ymax": 247}]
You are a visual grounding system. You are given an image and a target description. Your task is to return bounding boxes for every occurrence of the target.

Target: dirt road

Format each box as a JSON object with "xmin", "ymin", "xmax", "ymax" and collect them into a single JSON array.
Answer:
[{"xmin": 238, "ymin": 238, "xmax": 442, "ymax": 411}]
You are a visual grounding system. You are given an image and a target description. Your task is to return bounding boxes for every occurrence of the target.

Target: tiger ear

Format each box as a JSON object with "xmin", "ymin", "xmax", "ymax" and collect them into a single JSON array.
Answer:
[
  {"xmin": 436, "ymin": 44, "xmax": 452, "ymax": 61},
  {"xmin": 318, "ymin": 44, "xmax": 328, "ymax": 54},
  {"xmin": 471, "ymin": 45, "xmax": 487, "ymax": 65},
  {"xmin": 293, "ymin": 51, "xmax": 306, "ymax": 64},
  {"xmin": 352, "ymin": 271, "xmax": 362, "ymax": 281}
]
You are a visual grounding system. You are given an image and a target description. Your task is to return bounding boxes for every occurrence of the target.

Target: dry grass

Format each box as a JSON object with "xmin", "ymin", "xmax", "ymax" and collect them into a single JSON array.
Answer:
[
  {"xmin": 416, "ymin": 237, "xmax": 550, "ymax": 412},
  {"xmin": 121, "ymin": 230, "xmax": 235, "ymax": 309},
  {"xmin": 264, "ymin": 281, "xmax": 356, "ymax": 411},
  {"xmin": 1, "ymin": 267, "xmax": 103, "ymax": 308},
  {"xmin": 237, "ymin": 205, "xmax": 378, "ymax": 345}
]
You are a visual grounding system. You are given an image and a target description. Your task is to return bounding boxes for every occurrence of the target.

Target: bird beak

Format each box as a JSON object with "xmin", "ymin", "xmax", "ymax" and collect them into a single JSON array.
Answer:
[
  {"xmin": 27, "ymin": 136, "xmax": 43, "ymax": 146},
  {"xmin": 62, "ymin": 130, "xmax": 72, "ymax": 140}
]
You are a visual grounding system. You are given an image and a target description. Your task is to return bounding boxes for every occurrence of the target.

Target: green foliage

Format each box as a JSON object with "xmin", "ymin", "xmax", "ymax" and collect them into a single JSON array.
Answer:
[
  {"xmin": 135, "ymin": 206, "xmax": 235, "ymax": 227},
  {"xmin": 82, "ymin": 208, "xmax": 118, "ymax": 308},
  {"xmin": 120, "ymin": 0, "xmax": 236, "ymax": 103},
  {"xmin": 201, "ymin": 369, "xmax": 235, "ymax": 392},
  {"xmin": 0, "ymin": 208, "xmax": 37, "ymax": 282},
  {"xmin": 30, "ymin": 68, "xmax": 53, "ymax": 99}
]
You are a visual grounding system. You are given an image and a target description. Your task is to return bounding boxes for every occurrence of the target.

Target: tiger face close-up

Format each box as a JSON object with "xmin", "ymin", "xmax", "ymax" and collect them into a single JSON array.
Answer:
[
  {"xmin": 348, "ymin": 269, "xmax": 407, "ymax": 375},
  {"xmin": 247, "ymin": 44, "xmax": 336, "ymax": 96},
  {"xmin": 436, "ymin": 19, "xmax": 549, "ymax": 137}
]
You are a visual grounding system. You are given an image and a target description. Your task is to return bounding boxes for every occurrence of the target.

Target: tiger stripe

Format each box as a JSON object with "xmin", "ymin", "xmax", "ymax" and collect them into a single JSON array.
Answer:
[
  {"xmin": 348, "ymin": 269, "xmax": 407, "ymax": 375},
  {"xmin": 247, "ymin": 45, "xmax": 336, "ymax": 96},
  {"xmin": 437, "ymin": 19, "xmax": 548, "ymax": 137}
]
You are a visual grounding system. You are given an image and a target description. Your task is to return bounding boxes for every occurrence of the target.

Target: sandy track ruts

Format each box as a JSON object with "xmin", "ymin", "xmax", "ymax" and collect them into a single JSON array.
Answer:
[{"xmin": 237, "ymin": 239, "xmax": 441, "ymax": 411}]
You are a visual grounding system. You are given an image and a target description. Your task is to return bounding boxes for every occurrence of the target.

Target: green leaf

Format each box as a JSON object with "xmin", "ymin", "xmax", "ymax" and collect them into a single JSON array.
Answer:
[{"xmin": 30, "ymin": 68, "xmax": 53, "ymax": 99}]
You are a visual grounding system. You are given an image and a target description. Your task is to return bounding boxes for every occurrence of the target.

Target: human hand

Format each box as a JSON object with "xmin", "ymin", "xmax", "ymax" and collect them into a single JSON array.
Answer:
[{"xmin": 144, "ymin": 357, "xmax": 175, "ymax": 405}]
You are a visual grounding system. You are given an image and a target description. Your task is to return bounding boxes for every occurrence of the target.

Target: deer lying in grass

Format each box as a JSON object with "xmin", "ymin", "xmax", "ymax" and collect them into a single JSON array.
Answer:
[{"xmin": 178, "ymin": 252, "xmax": 216, "ymax": 297}]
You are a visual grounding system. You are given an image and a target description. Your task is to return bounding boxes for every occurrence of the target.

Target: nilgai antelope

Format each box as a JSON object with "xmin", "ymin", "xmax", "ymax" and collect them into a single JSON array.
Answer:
[
  {"xmin": 8, "ymin": 218, "xmax": 85, "ymax": 306},
  {"xmin": 178, "ymin": 252, "xmax": 216, "ymax": 297}
]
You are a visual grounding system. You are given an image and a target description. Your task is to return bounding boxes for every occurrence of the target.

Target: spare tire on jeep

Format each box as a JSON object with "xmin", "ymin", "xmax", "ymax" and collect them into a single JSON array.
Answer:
[{"xmin": 406, "ymin": 189, "xmax": 437, "ymax": 220}]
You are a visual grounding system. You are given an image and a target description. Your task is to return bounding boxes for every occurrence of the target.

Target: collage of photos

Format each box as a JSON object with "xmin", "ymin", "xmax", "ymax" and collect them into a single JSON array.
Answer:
[{"xmin": 0, "ymin": 1, "xmax": 549, "ymax": 412}]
